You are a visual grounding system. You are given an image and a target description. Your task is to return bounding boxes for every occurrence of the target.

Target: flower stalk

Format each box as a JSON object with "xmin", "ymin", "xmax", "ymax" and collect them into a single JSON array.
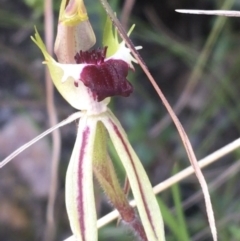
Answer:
[{"xmin": 93, "ymin": 122, "xmax": 147, "ymax": 241}]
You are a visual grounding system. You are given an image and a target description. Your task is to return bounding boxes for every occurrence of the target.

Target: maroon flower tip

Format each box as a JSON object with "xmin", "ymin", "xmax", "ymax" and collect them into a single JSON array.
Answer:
[
  {"xmin": 80, "ymin": 59, "xmax": 133, "ymax": 102},
  {"xmin": 74, "ymin": 47, "xmax": 107, "ymax": 65}
]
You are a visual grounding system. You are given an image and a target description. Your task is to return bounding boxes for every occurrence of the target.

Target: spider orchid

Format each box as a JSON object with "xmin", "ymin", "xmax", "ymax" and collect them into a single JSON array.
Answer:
[{"xmin": 1, "ymin": 0, "xmax": 166, "ymax": 241}]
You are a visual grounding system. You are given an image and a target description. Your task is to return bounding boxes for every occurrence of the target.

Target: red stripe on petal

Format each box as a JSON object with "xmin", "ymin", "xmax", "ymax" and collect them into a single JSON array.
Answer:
[
  {"xmin": 111, "ymin": 121, "xmax": 157, "ymax": 239},
  {"xmin": 77, "ymin": 126, "xmax": 90, "ymax": 241}
]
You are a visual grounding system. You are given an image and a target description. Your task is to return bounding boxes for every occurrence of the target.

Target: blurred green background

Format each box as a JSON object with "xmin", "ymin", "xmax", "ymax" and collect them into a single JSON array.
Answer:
[{"xmin": 1, "ymin": 0, "xmax": 240, "ymax": 240}]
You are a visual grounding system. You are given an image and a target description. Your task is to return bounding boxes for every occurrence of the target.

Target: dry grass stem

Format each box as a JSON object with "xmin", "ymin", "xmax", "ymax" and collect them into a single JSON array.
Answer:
[{"xmin": 43, "ymin": 0, "xmax": 61, "ymax": 240}]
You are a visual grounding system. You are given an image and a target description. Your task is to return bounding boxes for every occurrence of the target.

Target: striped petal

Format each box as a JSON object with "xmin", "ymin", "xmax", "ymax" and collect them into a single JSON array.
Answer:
[
  {"xmin": 65, "ymin": 115, "xmax": 97, "ymax": 241},
  {"xmin": 101, "ymin": 110, "xmax": 165, "ymax": 241}
]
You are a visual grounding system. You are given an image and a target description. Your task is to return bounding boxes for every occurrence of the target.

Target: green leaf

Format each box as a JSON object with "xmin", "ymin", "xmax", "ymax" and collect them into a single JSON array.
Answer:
[{"xmin": 171, "ymin": 165, "xmax": 190, "ymax": 241}]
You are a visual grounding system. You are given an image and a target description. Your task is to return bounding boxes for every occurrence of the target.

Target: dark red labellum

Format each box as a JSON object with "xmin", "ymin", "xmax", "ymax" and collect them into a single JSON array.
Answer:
[{"xmin": 74, "ymin": 47, "xmax": 133, "ymax": 102}]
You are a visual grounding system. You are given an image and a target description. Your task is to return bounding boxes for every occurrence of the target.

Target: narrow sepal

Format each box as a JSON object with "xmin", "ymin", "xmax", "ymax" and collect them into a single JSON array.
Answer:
[
  {"xmin": 102, "ymin": 110, "xmax": 165, "ymax": 241},
  {"xmin": 102, "ymin": 15, "xmax": 119, "ymax": 57},
  {"xmin": 65, "ymin": 115, "xmax": 97, "ymax": 241}
]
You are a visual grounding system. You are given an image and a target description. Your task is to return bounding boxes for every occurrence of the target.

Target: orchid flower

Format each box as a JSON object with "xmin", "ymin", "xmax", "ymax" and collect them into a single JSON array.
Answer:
[{"xmin": 28, "ymin": 0, "xmax": 166, "ymax": 241}]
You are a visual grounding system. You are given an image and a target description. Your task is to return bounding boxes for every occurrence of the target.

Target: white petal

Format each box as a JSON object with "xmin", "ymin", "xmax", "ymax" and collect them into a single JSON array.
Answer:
[
  {"xmin": 57, "ymin": 63, "xmax": 87, "ymax": 83},
  {"xmin": 47, "ymin": 62, "xmax": 110, "ymax": 114},
  {"xmin": 107, "ymin": 42, "xmax": 141, "ymax": 69}
]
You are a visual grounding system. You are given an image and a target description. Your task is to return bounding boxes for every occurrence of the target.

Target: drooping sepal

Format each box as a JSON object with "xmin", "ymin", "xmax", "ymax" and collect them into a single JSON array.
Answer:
[
  {"xmin": 65, "ymin": 115, "xmax": 97, "ymax": 241},
  {"xmin": 102, "ymin": 110, "xmax": 166, "ymax": 241}
]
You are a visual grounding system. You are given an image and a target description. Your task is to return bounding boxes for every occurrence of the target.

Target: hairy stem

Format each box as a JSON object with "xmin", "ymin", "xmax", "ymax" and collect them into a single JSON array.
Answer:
[{"xmin": 93, "ymin": 122, "xmax": 147, "ymax": 241}]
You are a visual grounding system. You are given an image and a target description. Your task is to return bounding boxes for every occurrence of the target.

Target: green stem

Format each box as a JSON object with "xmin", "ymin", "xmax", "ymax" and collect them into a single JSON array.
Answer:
[{"xmin": 93, "ymin": 121, "xmax": 147, "ymax": 241}]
